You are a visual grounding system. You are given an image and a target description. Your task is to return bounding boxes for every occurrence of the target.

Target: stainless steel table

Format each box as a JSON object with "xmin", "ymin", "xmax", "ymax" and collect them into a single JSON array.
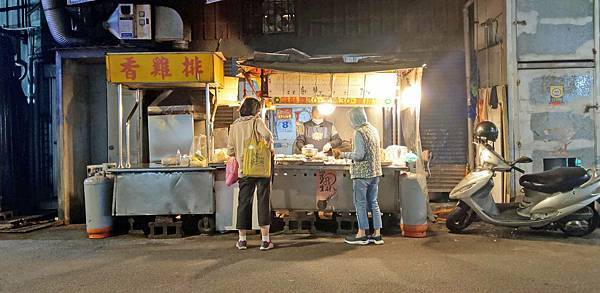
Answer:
[
  {"xmin": 272, "ymin": 164, "xmax": 408, "ymax": 213},
  {"xmin": 110, "ymin": 165, "xmax": 217, "ymax": 216}
]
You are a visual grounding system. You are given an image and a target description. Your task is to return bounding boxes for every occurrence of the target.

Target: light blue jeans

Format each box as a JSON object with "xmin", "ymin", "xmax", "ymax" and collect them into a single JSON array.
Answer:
[{"xmin": 353, "ymin": 177, "xmax": 382, "ymax": 230}]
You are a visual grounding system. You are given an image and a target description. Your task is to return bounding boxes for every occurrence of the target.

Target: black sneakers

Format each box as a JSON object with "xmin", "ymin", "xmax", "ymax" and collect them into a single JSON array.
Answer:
[
  {"xmin": 344, "ymin": 234, "xmax": 384, "ymax": 245},
  {"xmin": 369, "ymin": 235, "xmax": 384, "ymax": 245},
  {"xmin": 237, "ymin": 240, "xmax": 275, "ymax": 250},
  {"xmin": 260, "ymin": 241, "xmax": 275, "ymax": 251},
  {"xmin": 344, "ymin": 234, "xmax": 370, "ymax": 245}
]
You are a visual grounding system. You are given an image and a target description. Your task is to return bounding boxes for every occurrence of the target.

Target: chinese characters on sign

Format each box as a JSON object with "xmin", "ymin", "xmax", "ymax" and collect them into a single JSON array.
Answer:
[
  {"xmin": 316, "ymin": 171, "xmax": 338, "ymax": 209},
  {"xmin": 182, "ymin": 56, "xmax": 204, "ymax": 77},
  {"xmin": 150, "ymin": 57, "xmax": 172, "ymax": 80},
  {"xmin": 273, "ymin": 96, "xmax": 390, "ymax": 106},
  {"xmin": 276, "ymin": 108, "xmax": 292, "ymax": 120},
  {"xmin": 107, "ymin": 52, "xmax": 224, "ymax": 85},
  {"xmin": 120, "ymin": 57, "xmax": 140, "ymax": 80}
]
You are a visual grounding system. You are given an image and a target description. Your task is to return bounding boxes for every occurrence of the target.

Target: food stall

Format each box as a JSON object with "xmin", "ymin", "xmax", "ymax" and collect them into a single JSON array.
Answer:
[
  {"xmin": 240, "ymin": 59, "xmax": 430, "ymax": 234},
  {"xmin": 101, "ymin": 51, "xmax": 429, "ymax": 237},
  {"xmin": 104, "ymin": 52, "xmax": 232, "ymax": 236}
]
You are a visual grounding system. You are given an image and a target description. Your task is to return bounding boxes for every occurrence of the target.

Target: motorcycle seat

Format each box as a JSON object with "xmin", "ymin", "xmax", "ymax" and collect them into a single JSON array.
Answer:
[{"xmin": 519, "ymin": 167, "xmax": 589, "ymax": 194}]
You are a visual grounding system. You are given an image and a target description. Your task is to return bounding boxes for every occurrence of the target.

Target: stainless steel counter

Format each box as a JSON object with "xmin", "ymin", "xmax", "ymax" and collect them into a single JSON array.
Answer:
[
  {"xmin": 275, "ymin": 163, "xmax": 408, "ymax": 171},
  {"xmin": 112, "ymin": 165, "xmax": 216, "ymax": 216},
  {"xmin": 110, "ymin": 164, "xmax": 217, "ymax": 173},
  {"xmin": 272, "ymin": 163, "xmax": 408, "ymax": 213},
  {"xmin": 110, "ymin": 161, "xmax": 413, "ymax": 217}
]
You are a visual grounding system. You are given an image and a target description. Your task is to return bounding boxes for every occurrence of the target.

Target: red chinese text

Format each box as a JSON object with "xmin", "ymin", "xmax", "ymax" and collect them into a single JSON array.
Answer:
[
  {"xmin": 182, "ymin": 56, "xmax": 204, "ymax": 78},
  {"xmin": 151, "ymin": 57, "xmax": 172, "ymax": 80},
  {"xmin": 119, "ymin": 57, "xmax": 140, "ymax": 80}
]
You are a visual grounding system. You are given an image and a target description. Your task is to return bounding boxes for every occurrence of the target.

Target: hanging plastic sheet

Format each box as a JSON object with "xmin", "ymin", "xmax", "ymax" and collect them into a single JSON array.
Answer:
[{"xmin": 398, "ymin": 67, "xmax": 433, "ymax": 220}]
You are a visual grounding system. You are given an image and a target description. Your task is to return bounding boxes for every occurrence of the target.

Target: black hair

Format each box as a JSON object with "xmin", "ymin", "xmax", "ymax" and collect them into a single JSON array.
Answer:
[{"xmin": 239, "ymin": 98, "xmax": 261, "ymax": 117}]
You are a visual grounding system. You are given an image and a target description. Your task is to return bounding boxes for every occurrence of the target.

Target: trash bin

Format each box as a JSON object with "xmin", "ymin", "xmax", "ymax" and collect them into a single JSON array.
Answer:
[
  {"xmin": 84, "ymin": 171, "xmax": 114, "ymax": 239},
  {"xmin": 399, "ymin": 173, "xmax": 428, "ymax": 238}
]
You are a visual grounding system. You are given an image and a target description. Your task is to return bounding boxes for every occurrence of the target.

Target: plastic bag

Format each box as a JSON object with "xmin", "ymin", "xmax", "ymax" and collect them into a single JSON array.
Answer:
[
  {"xmin": 242, "ymin": 120, "xmax": 271, "ymax": 178},
  {"xmin": 225, "ymin": 157, "xmax": 239, "ymax": 186},
  {"xmin": 213, "ymin": 148, "xmax": 229, "ymax": 163}
]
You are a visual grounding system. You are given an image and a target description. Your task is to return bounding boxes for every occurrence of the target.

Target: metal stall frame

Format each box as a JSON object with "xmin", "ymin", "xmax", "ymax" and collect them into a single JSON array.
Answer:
[
  {"xmin": 245, "ymin": 67, "xmax": 428, "ymax": 228},
  {"xmin": 106, "ymin": 52, "xmax": 224, "ymax": 224},
  {"xmin": 105, "ymin": 52, "xmax": 226, "ymax": 167}
]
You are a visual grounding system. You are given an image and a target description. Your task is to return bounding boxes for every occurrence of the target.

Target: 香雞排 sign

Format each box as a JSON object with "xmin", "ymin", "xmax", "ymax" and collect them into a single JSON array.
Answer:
[{"xmin": 106, "ymin": 52, "xmax": 224, "ymax": 86}]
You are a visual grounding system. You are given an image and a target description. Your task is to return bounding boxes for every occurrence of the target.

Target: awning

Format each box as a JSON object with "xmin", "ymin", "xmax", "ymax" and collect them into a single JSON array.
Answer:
[{"xmin": 239, "ymin": 48, "xmax": 432, "ymax": 73}]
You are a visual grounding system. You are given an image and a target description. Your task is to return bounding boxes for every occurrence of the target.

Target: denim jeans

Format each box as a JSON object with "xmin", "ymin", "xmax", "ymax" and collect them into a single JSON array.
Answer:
[{"xmin": 352, "ymin": 177, "xmax": 382, "ymax": 230}]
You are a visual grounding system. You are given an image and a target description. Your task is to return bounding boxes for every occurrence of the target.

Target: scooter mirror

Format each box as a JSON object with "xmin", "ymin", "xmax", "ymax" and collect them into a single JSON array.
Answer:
[{"xmin": 513, "ymin": 156, "xmax": 533, "ymax": 164}]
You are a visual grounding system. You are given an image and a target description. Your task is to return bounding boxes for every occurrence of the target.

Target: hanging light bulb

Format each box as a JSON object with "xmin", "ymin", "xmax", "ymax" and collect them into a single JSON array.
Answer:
[
  {"xmin": 317, "ymin": 103, "xmax": 336, "ymax": 116},
  {"xmin": 401, "ymin": 85, "xmax": 422, "ymax": 109}
]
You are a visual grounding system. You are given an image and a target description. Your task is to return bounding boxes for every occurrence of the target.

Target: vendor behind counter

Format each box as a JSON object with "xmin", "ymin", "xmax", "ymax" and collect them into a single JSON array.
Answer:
[{"xmin": 293, "ymin": 106, "xmax": 342, "ymax": 154}]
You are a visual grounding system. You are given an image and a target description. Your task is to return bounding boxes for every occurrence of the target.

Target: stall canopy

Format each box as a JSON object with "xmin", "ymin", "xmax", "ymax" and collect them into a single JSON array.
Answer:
[
  {"xmin": 242, "ymin": 49, "xmax": 432, "ymax": 218},
  {"xmin": 240, "ymin": 48, "xmax": 433, "ymax": 73}
]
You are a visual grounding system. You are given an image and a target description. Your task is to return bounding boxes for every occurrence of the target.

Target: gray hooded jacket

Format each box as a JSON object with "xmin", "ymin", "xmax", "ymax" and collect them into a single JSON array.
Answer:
[{"xmin": 343, "ymin": 108, "xmax": 382, "ymax": 179}]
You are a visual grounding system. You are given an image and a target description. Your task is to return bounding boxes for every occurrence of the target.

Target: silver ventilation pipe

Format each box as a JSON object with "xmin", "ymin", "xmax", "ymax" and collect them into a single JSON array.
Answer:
[{"xmin": 41, "ymin": 0, "xmax": 85, "ymax": 46}]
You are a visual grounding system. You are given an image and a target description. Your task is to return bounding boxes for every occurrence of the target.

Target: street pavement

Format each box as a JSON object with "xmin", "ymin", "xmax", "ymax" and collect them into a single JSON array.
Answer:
[{"xmin": 1, "ymin": 222, "xmax": 599, "ymax": 293}]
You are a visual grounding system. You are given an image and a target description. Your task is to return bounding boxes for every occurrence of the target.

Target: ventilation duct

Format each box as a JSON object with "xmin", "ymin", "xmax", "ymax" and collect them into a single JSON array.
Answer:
[
  {"xmin": 155, "ymin": 6, "xmax": 184, "ymax": 42},
  {"xmin": 42, "ymin": 0, "xmax": 85, "ymax": 46}
]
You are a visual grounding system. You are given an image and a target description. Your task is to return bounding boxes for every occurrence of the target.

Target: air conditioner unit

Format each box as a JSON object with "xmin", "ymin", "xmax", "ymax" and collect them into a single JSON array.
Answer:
[{"xmin": 105, "ymin": 4, "xmax": 152, "ymax": 40}]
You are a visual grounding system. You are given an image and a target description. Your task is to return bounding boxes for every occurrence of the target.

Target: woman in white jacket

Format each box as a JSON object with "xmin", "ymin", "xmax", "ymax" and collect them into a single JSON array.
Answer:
[{"xmin": 227, "ymin": 97, "xmax": 275, "ymax": 251}]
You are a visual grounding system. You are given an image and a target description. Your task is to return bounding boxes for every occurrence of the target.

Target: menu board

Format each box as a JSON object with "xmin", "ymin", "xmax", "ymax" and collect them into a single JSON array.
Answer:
[
  {"xmin": 268, "ymin": 72, "xmax": 397, "ymax": 106},
  {"xmin": 273, "ymin": 96, "xmax": 393, "ymax": 106}
]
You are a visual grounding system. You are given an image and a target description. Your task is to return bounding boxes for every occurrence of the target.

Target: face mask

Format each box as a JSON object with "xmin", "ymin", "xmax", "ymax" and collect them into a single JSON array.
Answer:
[{"xmin": 312, "ymin": 118, "xmax": 324, "ymax": 124}]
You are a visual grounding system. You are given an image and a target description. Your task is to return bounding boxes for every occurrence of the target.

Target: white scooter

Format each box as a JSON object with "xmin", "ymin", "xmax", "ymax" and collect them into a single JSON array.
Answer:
[{"xmin": 447, "ymin": 123, "xmax": 600, "ymax": 237}]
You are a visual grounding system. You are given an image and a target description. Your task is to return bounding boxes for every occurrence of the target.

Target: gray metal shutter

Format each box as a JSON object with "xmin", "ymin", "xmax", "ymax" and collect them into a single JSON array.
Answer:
[{"xmin": 420, "ymin": 52, "xmax": 468, "ymax": 192}]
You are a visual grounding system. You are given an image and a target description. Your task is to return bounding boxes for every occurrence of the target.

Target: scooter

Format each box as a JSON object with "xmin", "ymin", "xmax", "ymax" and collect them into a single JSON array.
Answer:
[{"xmin": 447, "ymin": 140, "xmax": 600, "ymax": 237}]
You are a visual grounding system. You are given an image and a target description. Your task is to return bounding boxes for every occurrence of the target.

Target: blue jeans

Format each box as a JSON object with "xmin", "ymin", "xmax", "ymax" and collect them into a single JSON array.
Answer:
[{"xmin": 353, "ymin": 177, "xmax": 382, "ymax": 230}]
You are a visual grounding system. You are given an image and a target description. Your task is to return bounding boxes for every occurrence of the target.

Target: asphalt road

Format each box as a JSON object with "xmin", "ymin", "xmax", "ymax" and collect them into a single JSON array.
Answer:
[{"xmin": 1, "ymin": 223, "xmax": 599, "ymax": 293}]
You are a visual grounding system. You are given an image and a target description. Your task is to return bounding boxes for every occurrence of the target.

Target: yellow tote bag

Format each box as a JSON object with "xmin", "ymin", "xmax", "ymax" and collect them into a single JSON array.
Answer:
[{"xmin": 242, "ymin": 119, "xmax": 271, "ymax": 178}]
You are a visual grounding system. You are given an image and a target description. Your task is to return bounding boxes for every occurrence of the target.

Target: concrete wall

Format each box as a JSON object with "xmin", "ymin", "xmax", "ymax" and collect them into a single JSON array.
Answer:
[
  {"xmin": 191, "ymin": 0, "xmax": 465, "ymax": 58},
  {"xmin": 474, "ymin": 0, "xmax": 600, "ymax": 198},
  {"xmin": 512, "ymin": 0, "xmax": 597, "ymax": 174}
]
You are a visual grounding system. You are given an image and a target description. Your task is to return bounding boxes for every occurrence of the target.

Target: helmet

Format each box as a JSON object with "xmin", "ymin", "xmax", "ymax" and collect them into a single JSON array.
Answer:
[{"xmin": 474, "ymin": 121, "xmax": 499, "ymax": 142}]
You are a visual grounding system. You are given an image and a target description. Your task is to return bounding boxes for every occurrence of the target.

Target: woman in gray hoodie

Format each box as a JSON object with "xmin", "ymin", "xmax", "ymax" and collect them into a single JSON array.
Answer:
[{"xmin": 342, "ymin": 107, "xmax": 384, "ymax": 245}]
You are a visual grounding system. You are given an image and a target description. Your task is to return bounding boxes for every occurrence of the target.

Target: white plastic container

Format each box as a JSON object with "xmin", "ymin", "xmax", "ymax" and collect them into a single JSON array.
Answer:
[{"xmin": 385, "ymin": 145, "xmax": 408, "ymax": 167}]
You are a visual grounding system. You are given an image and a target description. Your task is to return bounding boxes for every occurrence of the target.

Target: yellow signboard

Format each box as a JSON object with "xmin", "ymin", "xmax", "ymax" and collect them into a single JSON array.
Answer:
[
  {"xmin": 272, "ymin": 96, "xmax": 394, "ymax": 107},
  {"xmin": 106, "ymin": 52, "xmax": 224, "ymax": 86}
]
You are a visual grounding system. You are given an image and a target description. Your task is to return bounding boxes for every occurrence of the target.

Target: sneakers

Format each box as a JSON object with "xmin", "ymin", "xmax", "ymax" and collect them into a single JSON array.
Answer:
[
  {"xmin": 235, "ymin": 240, "xmax": 247, "ymax": 250},
  {"xmin": 344, "ymin": 234, "xmax": 370, "ymax": 245},
  {"xmin": 369, "ymin": 235, "xmax": 384, "ymax": 245},
  {"xmin": 237, "ymin": 240, "xmax": 275, "ymax": 250},
  {"xmin": 260, "ymin": 241, "xmax": 275, "ymax": 251},
  {"xmin": 344, "ymin": 234, "xmax": 384, "ymax": 245}
]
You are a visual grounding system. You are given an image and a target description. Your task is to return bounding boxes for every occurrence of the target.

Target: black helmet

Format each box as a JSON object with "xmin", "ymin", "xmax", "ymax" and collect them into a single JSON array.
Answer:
[{"xmin": 475, "ymin": 121, "xmax": 499, "ymax": 142}]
